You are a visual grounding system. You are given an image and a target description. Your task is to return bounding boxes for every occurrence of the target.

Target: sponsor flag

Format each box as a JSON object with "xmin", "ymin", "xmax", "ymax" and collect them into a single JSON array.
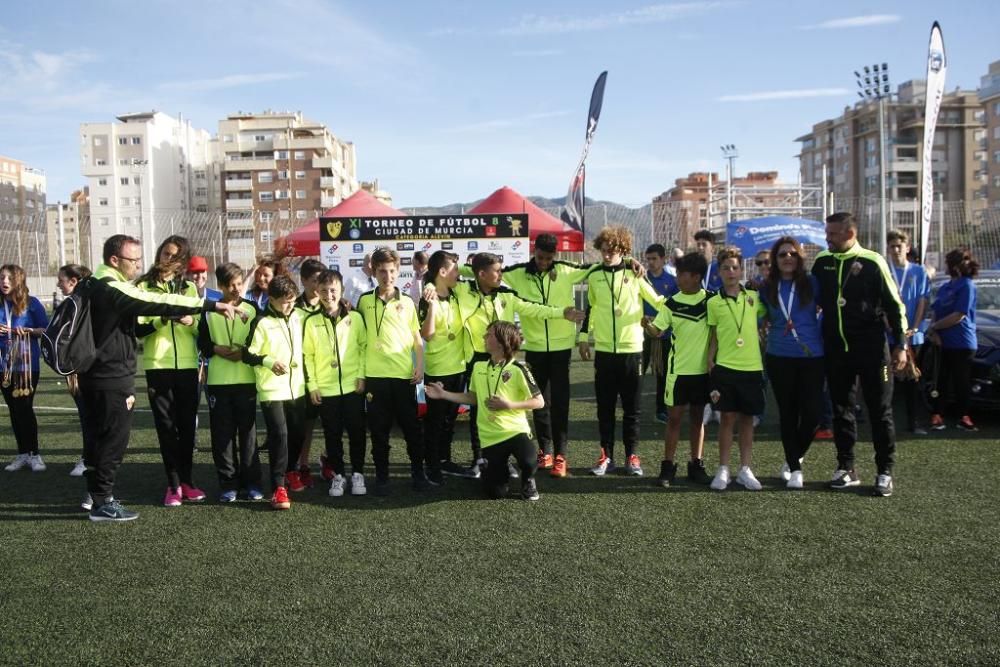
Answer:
[
  {"xmin": 920, "ymin": 22, "xmax": 946, "ymax": 263},
  {"xmin": 561, "ymin": 71, "xmax": 608, "ymax": 236}
]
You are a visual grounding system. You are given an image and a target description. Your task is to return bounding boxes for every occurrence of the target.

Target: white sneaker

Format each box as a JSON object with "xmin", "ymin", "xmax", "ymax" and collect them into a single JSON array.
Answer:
[
  {"xmin": 702, "ymin": 404, "xmax": 713, "ymax": 425},
  {"xmin": 350, "ymin": 472, "xmax": 367, "ymax": 496},
  {"xmin": 736, "ymin": 466, "xmax": 762, "ymax": 491},
  {"xmin": 780, "ymin": 458, "xmax": 803, "ymax": 482},
  {"xmin": 5, "ymin": 453, "xmax": 29, "ymax": 472},
  {"xmin": 28, "ymin": 454, "xmax": 46, "ymax": 472},
  {"xmin": 787, "ymin": 470, "xmax": 804, "ymax": 490},
  {"xmin": 81, "ymin": 493, "xmax": 93, "ymax": 511},
  {"xmin": 329, "ymin": 474, "xmax": 346, "ymax": 497},
  {"xmin": 590, "ymin": 451, "xmax": 615, "ymax": 476},
  {"xmin": 752, "ymin": 416, "xmax": 761, "ymax": 428},
  {"xmin": 70, "ymin": 458, "xmax": 86, "ymax": 477},
  {"xmin": 710, "ymin": 465, "xmax": 730, "ymax": 491}
]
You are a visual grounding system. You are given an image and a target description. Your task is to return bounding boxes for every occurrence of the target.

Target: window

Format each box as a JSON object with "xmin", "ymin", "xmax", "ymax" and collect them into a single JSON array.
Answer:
[
  {"xmin": 254, "ymin": 135, "xmax": 267, "ymax": 142},
  {"xmin": 294, "ymin": 151, "xmax": 305, "ymax": 160},
  {"xmin": 994, "ymin": 176, "xmax": 1000, "ymax": 188},
  {"xmin": 95, "ymin": 159, "xmax": 106, "ymax": 166},
  {"xmin": 120, "ymin": 177, "xmax": 130, "ymax": 185},
  {"xmin": 223, "ymin": 134, "xmax": 234, "ymax": 142},
  {"xmin": 99, "ymin": 217, "xmax": 109, "ymax": 226},
  {"xmin": 118, "ymin": 137, "xmax": 128, "ymax": 145},
  {"xmin": 995, "ymin": 151, "xmax": 1000, "ymax": 164},
  {"xmin": 995, "ymin": 127, "xmax": 1000, "ymax": 140},
  {"xmin": 122, "ymin": 217, "xmax": 131, "ymax": 225},
  {"xmin": 98, "ymin": 178, "xmax": 108, "ymax": 186},
  {"xmin": 196, "ymin": 205, "xmax": 207, "ymax": 212},
  {"xmin": 277, "ymin": 170, "xmax": 289, "ymax": 180},
  {"xmin": 195, "ymin": 170, "xmax": 206, "ymax": 180},
  {"xmin": 994, "ymin": 102, "xmax": 1000, "ymax": 116},
  {"xmin": 275, "ymin": 190, "xmax": 289, "ymax": 200},
  {"xmin": 132, "ymin": 136, "xmax": 141, "ymax": 145},
  {"xmin": 134, "ymin": 176, "xmax": 140, "ymax": 185},
  {"xmin": 258, "ymin": 172, "xmax": 273, "ymax": 183},
  {"xmin": 261, "ymin": 211, "xmax": 274, "ymax": 223},
  {"xmin": 295, "ymin": 170, "xmax": 306, "ymax": 179},
  {"xmin": 295, "ymin": 210, "xmax": 307, "ymax": 219},
  {"xmin": 195, "ymin": 187, "xmax": 207, "ymax": 197},
  {"xmin": 259, "ymin": 191, "xmax": 274, "ymax": 202},
  {"xmin": 98, "ymin": 197, "xmax": 108, "ymax": 206},
  {"xmin": 118, "ymin": 159, "xmax": 131, "ymax": 166},
  {"xmin": 295, "ymin": 190, "xmax": 306, "ymax": 199},
  {"xmin": 279, "ymin": 209, "xmax": 290, "ymax": 220},
  {"xmin": 121, "ymin": 197, "xmax": 131, "ymax": 206},
  {"xmin": 276, "ymin": 150, "xmax": 289, "ymax": 159}
]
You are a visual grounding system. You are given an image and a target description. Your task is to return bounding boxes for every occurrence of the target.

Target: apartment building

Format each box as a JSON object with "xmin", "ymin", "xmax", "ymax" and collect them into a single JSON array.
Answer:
[
  {"xmin": 979, "ymin": 60, "xmax": 1000, "ymax": 212},
  {"xmin": 80, "ymin": 111, "xmax": 219, "ymax": 264},
  {"xmin": 45, "ymin": 188, "xmax": 90, "ymax": 268},
  {"xmin": 0, "ymin": 154, "xmax": 47, "ymax": 229},
  {"xmin": 218, "ymin": 110, "xmax": 359, "ymax": 261},
  {"xmin": 796, "ymin": 80, "xmax": 987, "ymax": 222}
]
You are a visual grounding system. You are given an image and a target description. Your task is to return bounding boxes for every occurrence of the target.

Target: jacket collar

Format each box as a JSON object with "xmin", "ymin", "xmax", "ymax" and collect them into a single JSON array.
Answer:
[
  {"xmin": 831, "ymin": 241, "xmax": 864, "ymax": 260},
  {"xmin": 95, "ymin": 263, "xmax": 127, "ymax": 282}
]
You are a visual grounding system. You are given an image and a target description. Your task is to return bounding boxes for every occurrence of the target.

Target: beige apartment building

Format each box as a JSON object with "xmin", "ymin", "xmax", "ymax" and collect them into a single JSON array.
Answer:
[
  {"xmin": 796, "ymin": 80, "xmax": 987, "ymax": 224},
  {"xmin": 218, "ymin": 110, "xmax": 360, "ymax": 261},
  {"xmin": 0, "ymin": 155, "xmax": 48, "ymax": 268},
  {"xmin": 979, "ymin": 60, "xmax": 1000, "ymax": 213},
  {"xmin": 45, "ymin": 189, "xmax": 90, "ymax": 268}
]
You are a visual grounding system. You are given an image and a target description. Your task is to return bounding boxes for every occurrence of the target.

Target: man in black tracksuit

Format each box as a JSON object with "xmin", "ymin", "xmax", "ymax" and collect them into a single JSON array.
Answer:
[
  {"xmin": 812, "ymin": 213, "xmax": 907, "ymax": 497},
  {"xmin": 79, "ymin": 234, "xmax": 237, "ymax": 522}
]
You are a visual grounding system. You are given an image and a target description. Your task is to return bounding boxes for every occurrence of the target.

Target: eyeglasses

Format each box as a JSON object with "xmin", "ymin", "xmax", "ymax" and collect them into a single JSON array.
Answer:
[
  {"xmin": 754, "ymin": 261, "xmax": 770, "ymax": 267},
  {"xmin": 116, "ymin": 255, "xmax": 142, "ymax": 264},
  {"xmin": 778, "ymin": 251, "xmax": 799, "ymax": 259}
]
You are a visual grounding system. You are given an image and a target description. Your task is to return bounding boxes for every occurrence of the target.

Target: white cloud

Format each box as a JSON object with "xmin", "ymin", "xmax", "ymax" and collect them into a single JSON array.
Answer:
[
  {"xmin": 442, "ymin": 110, "xmax": 572, "ymax": 134},
  {"xmin": 500, "ymin": 2, "xmax": 733, "ymax": 35},
  {"xmin": 0, "ymin": 43, "xmax": 97, "ymax": 97},
  {"xmin": 158, "ymin": 72, "xmax": 305, "ymax": 93},
  {"xmin": 717, "ymin": 88, "xmax": 848, "ymax": 102},
  {"xmin": 512, "ymin": 49, "xmax": 564, "ymax": 57},
  {"xmin": 800, "ymin": 14, "xmax": 901, "ymax": 30}
]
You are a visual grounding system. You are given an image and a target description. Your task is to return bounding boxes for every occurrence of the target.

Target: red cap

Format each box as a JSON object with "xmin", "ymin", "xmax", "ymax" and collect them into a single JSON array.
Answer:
[{"xmin": 187, "ymin": 256, "xmax": 209, "ymax": 272}]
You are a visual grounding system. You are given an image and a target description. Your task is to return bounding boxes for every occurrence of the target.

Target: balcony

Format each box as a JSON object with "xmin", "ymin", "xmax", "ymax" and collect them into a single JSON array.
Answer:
[
  {"xmin": 320, "ymin": 176, "xmax": 336, "ymax": 189},
  {"xmin": 225, "ymin": 178, "xmax": 253, "ymax": 191},
  {"xmin": 321, "ymin": 195, "xmax": 340, "ymax": 209},
  {"xmin": 225, "ymin": 217, "xmax": 254, "ymax": 231},
  {"xmin": 274, "ymin": 135, "xmax": 328, "ymax": 151},
  {"xmin": 889, "ymin": 160, "xmax": 920, "ymax": 172},
  {"xmin": 223, "ymin": 157, "xmax": 275, "ymax": 171},
  {"xmin": 312, "ymin": 156, "xmax": 334, "ymax": 169},
  {"xmin": 226, "ymin": 198, "xmax": 254, "ymax": 211}
]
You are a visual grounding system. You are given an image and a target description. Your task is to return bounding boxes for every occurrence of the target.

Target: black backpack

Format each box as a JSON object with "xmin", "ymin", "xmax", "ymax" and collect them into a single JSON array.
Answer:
[{"xmin": 41, "ymin": 277, "xmax": 97, "ymax": 376}]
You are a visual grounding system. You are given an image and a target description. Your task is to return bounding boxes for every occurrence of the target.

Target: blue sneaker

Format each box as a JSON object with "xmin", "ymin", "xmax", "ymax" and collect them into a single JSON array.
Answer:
[
  {"xmin": 219, "ymin": 490, "xmax": 238, "ymax": 503},
  {"xmin": 89, "ymin": 499, "xmax": 139, "ymax": 523},
  {"xmin": 246, "ymin": 487, "xmax": 264, "ymax": 501}
]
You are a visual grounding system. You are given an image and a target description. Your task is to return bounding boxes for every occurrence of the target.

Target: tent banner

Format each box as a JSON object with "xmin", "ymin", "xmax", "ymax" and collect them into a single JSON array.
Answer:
[
  {"xmin": 319, "ymin": 214, "xmax": 530, "ymax": 295},
  {"xmin": 726, "ymin": 218, "xmax": 827, "ymax": 255}
]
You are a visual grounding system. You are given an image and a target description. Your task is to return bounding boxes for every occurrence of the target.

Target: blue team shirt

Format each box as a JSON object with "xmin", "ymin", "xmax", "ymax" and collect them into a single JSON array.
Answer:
[
  {"xmin": 704, "ymin": 260, "xmax": 723, "ymax": 292},
  {"xmin": 1, "ymin": 296, "xmax": 49, "ymax": 373},
  {"xmin": 931, "ymin": 277, "xmax": 977, "ymax": 351},
  {"xmin": 889, "ymin": 262, "xmax": 931, "ymax": 346},
  {"xmin": 758, "ymin": 276, "xmax": 825, "ymax": 358},
  {"xmin": 644, "ymin": 270, "xmax": 677, "ymax": 339}
]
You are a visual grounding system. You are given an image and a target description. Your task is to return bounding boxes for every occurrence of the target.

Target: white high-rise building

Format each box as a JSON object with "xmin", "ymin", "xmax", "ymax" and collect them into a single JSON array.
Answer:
[{"xmin": 80, "ymin": 111, "xmax": 219, "ymax": 264}]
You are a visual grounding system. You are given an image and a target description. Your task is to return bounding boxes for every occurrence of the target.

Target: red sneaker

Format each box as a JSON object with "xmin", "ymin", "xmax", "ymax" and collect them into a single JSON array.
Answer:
[
  {"xmin": 538, "ymin": 451, "xmax": 554, "ymax": 470},
  {"xmin": 550, "ymin": 455, "xmax": 568, "ymax": 478},
  {"xmin": 957, "ymin": 415, "xmax": 978, "ymax": 432},
  {"xmin": 319, "ymin": 455, "xmax": 336, "ymax": 482},
  {"xmin": 271, "ymin": 486, "xmax": 291, "ymax": 510},
  {"xmin": 286, "ymin": 470, "xmax": 306, "ymax": 492},
  {"xmin": 180, "ymin": 483, "xmax": 206, "ymax": 502},
  {"xmin": 814, "ymin": 428, "xmax": 834, "ymax": 440},
  {"xmin": 930, "ymin": 414, "xmax": 945, "ymax": 431},
  {"xmin": 298, "ymin": 466, "xmax": 315, "ymax": 489}
]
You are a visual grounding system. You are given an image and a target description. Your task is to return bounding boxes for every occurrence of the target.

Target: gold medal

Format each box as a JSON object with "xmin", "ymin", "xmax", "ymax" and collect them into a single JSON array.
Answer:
[
  {"xmin": 1, "ymin": 380, "xmax": 9, "ymax": 389},
  {"xmin": 736, "ymin": 337, "xmax": 745, "ymax": 348},
  {"xmin": 614, "ymin": 308, "xmax": 623, "ymax": 317},
  {"xmin": 447, "ymin": 333, "xmax": 455, "ymax": 341},
  {"xmin": 837, "ymin": 297, "xmax": 847, "ymax": 307},
  {"xmin": 930, "ymin": 389, "xmax": 939, "ymax": 398},
  {"xmin": 330, "ymin": 360, "xmax": 339, "ymax": 369}
]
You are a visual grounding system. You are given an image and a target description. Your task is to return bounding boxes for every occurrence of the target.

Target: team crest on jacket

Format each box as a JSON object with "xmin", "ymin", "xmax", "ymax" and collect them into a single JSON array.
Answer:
[
  {"xmin": 549, "ymin": 270, "xmax": 557, "ymax": 281},
  {"xmin": 748, "ymin": 296, "xmax": 754, "ymax": 307},
  {"xmin": 395, "ymin": 303, "xmax": 404, "ymax": 313},
  {"xmin": 501, "ymin": 370, "xmax": 512, "ymax": 383},
  {"xmin": 851, "ymin": 261, "xmax": 862, "ymax": 275}
]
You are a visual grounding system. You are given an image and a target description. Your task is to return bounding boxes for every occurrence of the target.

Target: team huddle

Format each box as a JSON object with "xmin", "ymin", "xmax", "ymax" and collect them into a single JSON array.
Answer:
[{"xmin": 1, "ymin": 211, "xmax": 925, "ymax": 521}]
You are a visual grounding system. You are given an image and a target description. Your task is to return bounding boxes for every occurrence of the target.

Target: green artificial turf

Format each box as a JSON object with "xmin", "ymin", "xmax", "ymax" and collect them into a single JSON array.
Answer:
[{"xmin": 1, "ymin": 363, "xmax": 998, "ymax": 666}]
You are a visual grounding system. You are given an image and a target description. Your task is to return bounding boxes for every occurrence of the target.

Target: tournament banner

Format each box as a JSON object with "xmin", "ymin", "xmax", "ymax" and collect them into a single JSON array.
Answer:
[
  {"xmin": 726, "ymin": 217, "xmax": 827, "ymax": 256},
  {"xmin": 920, "ymin": 21, "xmax": 946, "ymax": 264},
  {"xmin": 319, "ymin": 214, "xmax": 530, "ymax": 296}
]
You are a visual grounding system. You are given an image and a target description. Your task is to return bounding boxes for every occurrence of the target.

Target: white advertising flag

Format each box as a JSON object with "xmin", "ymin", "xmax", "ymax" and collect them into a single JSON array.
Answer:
[{"xmin": 920, "ymin": 22, "xmax": 946, "ymax": 264}]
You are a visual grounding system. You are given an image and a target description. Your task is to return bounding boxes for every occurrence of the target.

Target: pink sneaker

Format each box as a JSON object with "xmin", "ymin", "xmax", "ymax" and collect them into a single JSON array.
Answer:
[
  {"xmin": 163, "ymin": 486, "xmax": 182, "ymax": 507},
  {"xmin": 180, "ymin": 483, "xmax": 206, "ymax": 502}
]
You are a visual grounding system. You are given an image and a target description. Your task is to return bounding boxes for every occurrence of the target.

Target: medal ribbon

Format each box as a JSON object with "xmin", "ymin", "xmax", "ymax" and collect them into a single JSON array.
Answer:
[
  {"xmin": 324, "ymin": 311, "xmax": 343, "ymax": 370},
  {"xmin": 601, "ymin": 267, "xmax": 625, "ymax": 313},
  {"xmin": 777, "ymin": 281, "xmax": 798, "ymax": 341},
  {"xmin": 722, "ymin": 289, "xmax": 748, "ymax": 342}
]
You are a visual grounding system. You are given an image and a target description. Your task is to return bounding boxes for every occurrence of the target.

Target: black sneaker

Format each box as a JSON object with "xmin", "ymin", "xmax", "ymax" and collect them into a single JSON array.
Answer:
[
  {"xmin": 521, "ymin": 478, "xmax": 540, "ymax": 501},
  {"xmin": 872, "ymin": 474, "xmax": 893, "ymax": 497},
  {"xmin": 426, "ymin": 466, "xmax": 444, "ymax": 486},
  {"xmin": 440, "ymin": 460, "xmax": 478, "ymax": 479},
  {"xmin": 687, "ymin": 459, "xmax": 713, "ymax": 485},
  {"xmin": 657, "ymin": 460, "xmax": 677, "ymax": 488},
  {"xmin": 89, "ymin": 499, "xmax": 138, "ymax": 523},
  {"xmin": 412, "ymin": 470, "xmax": 431, "ymax": 492},
  {"xmin": 829, "ymin": 469, "xmax": 861, "ymax": 490}
]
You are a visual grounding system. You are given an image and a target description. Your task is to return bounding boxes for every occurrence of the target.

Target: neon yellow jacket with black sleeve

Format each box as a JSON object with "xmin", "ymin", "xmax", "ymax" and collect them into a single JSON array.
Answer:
[
  {"xmin": 499, "ymin": 260, "xmax": 592, "ymax": 352},
  {"xmin": 302, "ymin": 305, "xmax": 366, "ymax": 397},
  {"xmin": 577, "ymin": 263, "xmax": 666, "ymax": 353},
  {"xmin": 196, "ymin": 299, "xmax": 258, "ymax": 386},
  {"xmin": 242, "ymin": 306, "xmax": 306, "ymax": 401},
  {"xmin": 135, "ymin": 278, "xmax": 201, "ymax": 370}
]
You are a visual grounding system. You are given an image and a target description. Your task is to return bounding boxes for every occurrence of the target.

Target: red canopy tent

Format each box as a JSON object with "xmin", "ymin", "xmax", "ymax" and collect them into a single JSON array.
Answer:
[
  {"xmin": 467, "ymin": 186, "xmax": 584, "ymax": 252},
  {"xmin": 275, "ymin": 190, "xmax": 405, "ymax": 257}
]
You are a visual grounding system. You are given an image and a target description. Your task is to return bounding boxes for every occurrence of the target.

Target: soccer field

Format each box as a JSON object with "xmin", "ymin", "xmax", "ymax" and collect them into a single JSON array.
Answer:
[{"xmin": 1, "ymin": 362, "xmax": 998, "ymax": 666}]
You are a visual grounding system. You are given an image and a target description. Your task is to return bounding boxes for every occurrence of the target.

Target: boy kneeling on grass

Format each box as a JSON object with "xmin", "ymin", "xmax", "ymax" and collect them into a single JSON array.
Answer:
[
  {"xmin": 303, "ymin": 269, "xmax": 369, "ymax": 498},
  {"xmin": 243, "ymin": 275, "xmax": 307, "ymax": 510},
  {"xmin": 643, "ymin": 251, "xmax": 714, "ymax": 488},
  {"xmin": 706, "ymin": 246, "xmax": 764, "ymax": 491},
  {"xmin": 425, "ymin": 321, "xmax": 544, "ymax": 501}
]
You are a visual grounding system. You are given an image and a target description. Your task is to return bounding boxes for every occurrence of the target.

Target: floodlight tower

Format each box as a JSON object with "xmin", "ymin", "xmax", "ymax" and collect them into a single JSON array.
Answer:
[
  {"xmin": 721, "ymin": 144, "xmax": 738, "ymax": 223},
  {"xmin": 855, "ymin": 63, "xmax": 891, "ymax": 255}
]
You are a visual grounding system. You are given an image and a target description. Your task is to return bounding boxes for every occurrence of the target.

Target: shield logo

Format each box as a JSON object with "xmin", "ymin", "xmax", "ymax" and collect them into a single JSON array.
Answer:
[{"xmin": 326, "ymin": 222, "xmax": 343, "ymax": 239}]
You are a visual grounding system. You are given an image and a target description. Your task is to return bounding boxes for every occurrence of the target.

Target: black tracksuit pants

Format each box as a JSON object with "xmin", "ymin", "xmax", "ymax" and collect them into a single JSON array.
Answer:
[
  {"xmin": 146, "ymin": 368, "xmax": 200, "ymax": 489},
  {"xmin": 319, "ymin": 392, "xmax": 367, "ymax": 476},
  {"xmin": 1, "ymin": 370, "xmax": 39, "ymax": 454},
  {"xmin": 463, "ymin": 352, "xmax": 491, "ymax": 459},
  {"xmin": 423, "ymin": 372, "xmax": 464, "ymax": 466},
  {"xmin": 524, "ymin": 349, "xmax": 571, "ymax": 458},
  {"xmin": 260, "ymin": 396, "xmax": 306, "ymax": 491},
  {"xmin": 594, "ymin": 351, "xmax": 642, "ymax": 460},
  {"xmin": 366, "ymin": 377, "xmax": 424, "ymax": 481},
  {"xmin": 825, "ymin": 344, "xmax": 896, "ymax": 475},
  {"xmin": 481, "ymin": 433, "xmax": 538, "ymax": 499},
  {"xmin": 79, "ymin": 379, "xmax": 135, "ymax": 507},
  {"xmin": 766, "ymin": 354, "xmax": 824, "ymax": 471},
  {"xmin": 932, "ymin": 347, "xmax": 975, "ymax": 418},
  {"xmin": 206, "ymin": 383, "xmax": 260, "ymax": 492}
]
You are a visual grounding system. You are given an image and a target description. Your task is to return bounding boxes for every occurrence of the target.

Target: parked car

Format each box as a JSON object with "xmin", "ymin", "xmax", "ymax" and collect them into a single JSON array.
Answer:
[{"xmin": 923, "ymin": 270, "xmax": 1000, "ymax": 410}]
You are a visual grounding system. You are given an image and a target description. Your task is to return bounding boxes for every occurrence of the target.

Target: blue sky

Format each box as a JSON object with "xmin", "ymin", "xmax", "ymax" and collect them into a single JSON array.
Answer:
[{"xmin": 1, "ymin": 0, "xmax": 998, "ymax": 208}]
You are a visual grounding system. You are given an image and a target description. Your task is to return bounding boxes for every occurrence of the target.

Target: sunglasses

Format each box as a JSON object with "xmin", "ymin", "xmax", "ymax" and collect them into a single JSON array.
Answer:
[
  {"xmin": 754, "ymin": 260, "xmax": 770, "ymax": 267},
  {"xmin": 778, "ymin": 251, "xmax": 799, "ymax": 259}
]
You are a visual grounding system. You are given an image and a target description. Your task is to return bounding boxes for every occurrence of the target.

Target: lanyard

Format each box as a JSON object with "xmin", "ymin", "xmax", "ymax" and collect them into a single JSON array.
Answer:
[
  {"xmin": 375, "ymin": 293, "xmax": 393, "ymax": 339},
  {"xmin": 703, "ymin": 264, "xmax": 713, "ymax": 290},
  {"xmin": 323, "ymin": 311, "xmax": 343, "ymax": 367},
  {"xmin": 489, "ymin": 359, "xmax": 509, "ymax": 396},
  {"xmin": 601, "ymin": 268, "xmax": 625, "ymax": 310},
  {"xmin": 2, "ymin": 300, "xmax": 11, "ymax": 334},
  {"xmin": 722, "ymin": 290, "xmax": 747, "ymax": 343},
  {"xmin": 532, "ymin": 272, "xmax": 552, "ymax": 305},
  {"xmin": 777, "ymin": 281, "xmax": 798, "ymax": 341},
  {"xmin": 892, "ymin": 263, "xmax": 910, "ymax": 293}
]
